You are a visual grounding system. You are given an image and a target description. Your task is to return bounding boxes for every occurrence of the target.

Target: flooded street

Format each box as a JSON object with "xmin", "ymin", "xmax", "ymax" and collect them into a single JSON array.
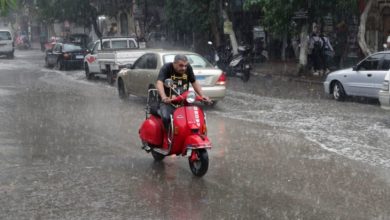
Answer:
[{"xmin": 0, "ymin": 50, "xmax": 389, "ymax": 219}]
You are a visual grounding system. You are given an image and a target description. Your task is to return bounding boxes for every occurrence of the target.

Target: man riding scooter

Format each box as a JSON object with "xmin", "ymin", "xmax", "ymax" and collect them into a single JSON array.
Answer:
[{"xmin": 156, "ymin": 54, "xmax": 211, "ymax": 131}]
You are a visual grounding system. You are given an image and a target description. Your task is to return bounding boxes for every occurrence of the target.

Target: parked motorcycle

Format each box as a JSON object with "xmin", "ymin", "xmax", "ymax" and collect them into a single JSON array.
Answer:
[
  {"xmin": 208, "ymin": 41, "xmax": 252, "ymax": 82},
  {"xmin": 15, "ymin": 35, "xmax": 31, "ymax": 50},
  {"xmin": 139, "ymin": 79, "xmax": 212, "ymax": 177}
]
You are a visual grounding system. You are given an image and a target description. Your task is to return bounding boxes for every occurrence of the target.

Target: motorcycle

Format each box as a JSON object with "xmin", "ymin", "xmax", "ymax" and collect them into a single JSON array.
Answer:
[
  {"xmin": 15, "ymin": 35, "xmax": 31, "ymax": 50},
  {"xmin": 208, "ymin": 41, "xmax": 252, "ymax": 82},
  {"xmin": 139, "ymin": 79, "xmax": 212, "ymax": 177}
]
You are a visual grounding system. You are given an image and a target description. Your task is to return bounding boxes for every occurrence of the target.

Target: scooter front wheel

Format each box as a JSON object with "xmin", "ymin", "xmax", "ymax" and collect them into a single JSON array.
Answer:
[
  {"xmin": 151, "ymin": 150, "xmax": 165, "ymax": 161},
  {"xmin": 189, "ymin": 149, "xmax": 209, "ymax": 177}
]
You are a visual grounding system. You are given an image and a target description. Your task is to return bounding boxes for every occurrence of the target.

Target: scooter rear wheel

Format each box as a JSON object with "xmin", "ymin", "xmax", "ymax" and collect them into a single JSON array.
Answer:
[{"xmin": 189, "ymin": 149, "xmax": 209, "ymax": 177}]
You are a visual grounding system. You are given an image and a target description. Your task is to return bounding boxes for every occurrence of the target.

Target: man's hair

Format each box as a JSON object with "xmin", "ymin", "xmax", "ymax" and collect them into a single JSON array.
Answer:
[{"xmin": 174, "ymin": 54, "xmax": 188, "ymax": 63}]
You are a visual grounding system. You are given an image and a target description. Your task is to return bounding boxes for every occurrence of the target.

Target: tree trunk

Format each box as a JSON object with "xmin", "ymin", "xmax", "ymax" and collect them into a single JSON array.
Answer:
[
  {"xmin": 358, "ymin": 0, "xmax": 374, "ymax": 56},
  {"xmin": 222, "ymin": 9, "xmax": 238, "ymax": 55},
  {"xmin": 91, "ymin": 16, "xmax": 102, "ymax": 38},
  {"xmin": 281, "ymin": 33, "xmax": 288, "ymax": 61},
  {"xmin": 298, "ymin": 24, "xmax": 309, "ymax": 75}
]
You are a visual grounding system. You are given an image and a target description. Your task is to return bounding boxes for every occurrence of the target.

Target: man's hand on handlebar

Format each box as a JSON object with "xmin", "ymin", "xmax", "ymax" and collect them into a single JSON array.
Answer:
[{"xmin": 201, "ymin": 96, "xmax": 213, "ymax": 105}]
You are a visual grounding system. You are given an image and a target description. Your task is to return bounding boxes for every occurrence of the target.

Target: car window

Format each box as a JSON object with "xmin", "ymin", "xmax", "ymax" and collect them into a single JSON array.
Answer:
[
  {"xmin": 145, "ymin": 54, "xmax": 158, "ymax": 69},
  {"xmin": 0, "ymin": 31, "xmax": 12, "ymax": 40},
  {"xmin": 163, "ymin": 54, "xmax": 213, "ymax": 68},
  {"xmin": 129, "ymin": 40, "xmax": 137, "ymax": 48},
  {"xmin": 381, "ymin": 54, "xmax": 390, "ymax": 70},
  {"xmin": 54, "ymin": 44, "xmax": 62, "ymax": 52},
  {"xmin": 133, "ymin": 55, "xmax": 148, "ymax": 69},
  {"xmin": 359, "ymin": 54, "xmax": 383, "ymax": 71},
  {"xmin": 102, "ymin": 41, "xmax": 111, "ymax": 49},
  {"xmin": 111, "ymin": 40, "xmax": 128, "ymax": 49},
  {"xmin": 63, "ymin": 44, "xmax": 82, "ymax": 52}
]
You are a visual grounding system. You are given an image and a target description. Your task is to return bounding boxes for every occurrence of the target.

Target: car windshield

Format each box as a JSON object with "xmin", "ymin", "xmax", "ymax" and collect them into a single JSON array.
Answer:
[
  {"xmin": 163, "ymin": 54, "xmax": 213, "ymax": 68},
  {"xmin": 0, "ymin": 31, "xmax": 11, "ymax": 41},
  {"xmin": 63, "ymin": 44, "xmax": 82, "ymax": 52},
  {"xmin": 111, "ymin": 40, "xmax": 128, "ymax": 49}
]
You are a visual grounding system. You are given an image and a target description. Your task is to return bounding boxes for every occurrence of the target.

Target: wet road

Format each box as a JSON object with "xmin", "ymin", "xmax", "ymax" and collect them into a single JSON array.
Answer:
[{"xmin": 0, "ymin": 50, "xmax": 389, "ymax": 219}]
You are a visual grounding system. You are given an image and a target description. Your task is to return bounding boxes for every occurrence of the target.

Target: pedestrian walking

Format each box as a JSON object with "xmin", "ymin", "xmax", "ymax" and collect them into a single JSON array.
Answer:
[
  {"xmin": 320, "ymin": 32, "xmax": 334, "ymax": 74},
  {"xmin": 308, "ymin": 23, "xmax": 324, "ymax": 76}
]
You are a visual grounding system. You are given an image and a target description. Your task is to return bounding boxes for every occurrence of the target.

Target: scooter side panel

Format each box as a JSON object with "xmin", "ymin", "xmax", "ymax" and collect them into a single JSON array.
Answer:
[
  {"xmin": 139, "ymin": 115, "xmax": 163, "ymax": 146},
  {"xmin": 170, "ymin": 107, "xmax": 189, "ymax": 155}
]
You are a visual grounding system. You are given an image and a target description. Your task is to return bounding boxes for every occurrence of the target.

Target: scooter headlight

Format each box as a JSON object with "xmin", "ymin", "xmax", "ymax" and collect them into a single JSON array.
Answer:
[{"xmin": 186, "ymin": 91, "xmax": 196, "ymax": 103}]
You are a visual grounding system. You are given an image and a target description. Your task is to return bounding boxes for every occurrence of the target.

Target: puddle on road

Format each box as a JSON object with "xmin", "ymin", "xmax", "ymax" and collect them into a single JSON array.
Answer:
[{"xmin": 213, "ymin": 90, "xmax": 390, "ymax": 169}]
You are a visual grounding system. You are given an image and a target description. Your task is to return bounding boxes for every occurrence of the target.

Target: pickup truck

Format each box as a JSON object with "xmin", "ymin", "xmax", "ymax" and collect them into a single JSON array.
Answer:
[{"xmin": 84, "ymin": 37, "xmax": 146, "ymax": 84}]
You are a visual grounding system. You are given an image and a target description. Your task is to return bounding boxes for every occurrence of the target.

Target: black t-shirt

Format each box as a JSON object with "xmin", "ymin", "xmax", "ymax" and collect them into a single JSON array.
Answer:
[{"xmin": 157, "ymin": 63, "xmax": 196, "ymax": 97}]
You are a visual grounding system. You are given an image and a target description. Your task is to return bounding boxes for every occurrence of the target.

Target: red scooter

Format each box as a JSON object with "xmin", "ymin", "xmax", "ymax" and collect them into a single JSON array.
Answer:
[{"xmin": 139, "ymin": 79, "xmax": 212, "ymax": 177}]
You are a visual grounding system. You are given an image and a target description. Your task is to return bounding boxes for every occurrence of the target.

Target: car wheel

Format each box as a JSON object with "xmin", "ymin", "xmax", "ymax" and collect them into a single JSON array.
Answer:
[
  {"xmin": 55, "ymin": 59, "xmax": 64, "ymax": 70},
  {"xmin": 8, "ymin": 51, "xmax": 14, "ymax": 59},
  {"xmin": 85, "ymin": 63, "xmax": 93, "ymax": 80},
  {"xmin": 118, "ymin": 78, "xmax": 128, "ymax": 100},
  {"xmin": 107, "ymin": 70, "xmax": 115, "ymax": 85},
  {"xmin": 332, "ymin": 81, "xmax": 346, "ymax": 101}
]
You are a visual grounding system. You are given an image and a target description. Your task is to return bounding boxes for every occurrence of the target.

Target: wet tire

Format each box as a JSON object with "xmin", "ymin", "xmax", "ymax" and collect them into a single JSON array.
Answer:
[
  {"xmin": 242, "ymin": 69, "xmax": 250, "ymax": 82},
  {"xmin": 55, "ymin": 59, "xmax": 64, "ymax": 70},
  {"xmin": 118, "ymin": 78, "xmax": 128, "ymax": 100},
  {"xmin": 151, "ymin": 150, "xmax": 165, "ymax": 161},
  {"xmin": 189, "ymin": 149, "xmax": 209, "ymax": 177},
  {"xmin": 332, "ymin": 81, "xmax": 346, "ymax": 101},
  {"xmin": 107, "ymin": 70, "xmax": 115, "ymax": 85},
  {"xmin": 85, "ymin": 63, "xmax": 93, "ymax": 80}
]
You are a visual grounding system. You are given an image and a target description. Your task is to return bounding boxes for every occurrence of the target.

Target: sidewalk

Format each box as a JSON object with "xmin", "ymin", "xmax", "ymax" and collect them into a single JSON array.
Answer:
[{"xmin": 251, "ymin": 61, "xmax": 325, "ymax": 84}]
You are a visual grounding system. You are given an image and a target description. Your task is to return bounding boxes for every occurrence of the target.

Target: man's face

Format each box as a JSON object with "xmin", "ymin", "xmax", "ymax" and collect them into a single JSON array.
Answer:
[{"xmin": 173, "ymin": 60, "xmax": 188, "ymax": 74}]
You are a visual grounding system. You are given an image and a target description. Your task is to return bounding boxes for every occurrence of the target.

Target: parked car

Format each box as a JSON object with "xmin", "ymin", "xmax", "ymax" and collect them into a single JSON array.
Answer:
[
  {"xmin": 84, "ymin": 37, "xmax": 144, "ymax": 83},
  {"xmin": 0, "ymin": 29, "xmax": 14, "ymax": 58},
  {"xmin": 67, "ymin": 33, "xmax": 91, "ymax": 49},
  {"xmin": 379, "ymin": 70, "xmax": 390, "ymax": 110},
  {"xmin": 117, "ymin": 50, "xmax": 227, "ymax": 103},
  {"xmin": 45, "ymin": 42, "xmax": 87, "ymax": 70},
  {"xmin": 324, "ymin": 51, "xmax": 390, "ymax": 101}
]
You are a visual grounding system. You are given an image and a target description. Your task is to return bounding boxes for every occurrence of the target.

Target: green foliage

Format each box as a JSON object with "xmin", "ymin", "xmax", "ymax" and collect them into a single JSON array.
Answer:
[
  {"xmin": 35, "ymin": 0, "xmax": 98, "ymax": 26},
  {"xmin": 0, "ymin": 0, "xmax": 17, "ymax": 16},
  {"xmin": 165, "ymin": 0, "xmax": 219, "ymax": 35},
  {"xmin": 244, "ymin": 0, "xmax": 358, "ymax": 35}
]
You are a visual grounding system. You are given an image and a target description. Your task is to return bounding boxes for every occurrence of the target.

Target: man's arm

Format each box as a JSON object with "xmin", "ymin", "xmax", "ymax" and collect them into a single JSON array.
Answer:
[
  {"xmin": 157, "ymin": 80, "xmax": 170, "ymax": 103},
  {"xmin": 192, "ymin": 81, "xmax": 210, "ymax": 102}
]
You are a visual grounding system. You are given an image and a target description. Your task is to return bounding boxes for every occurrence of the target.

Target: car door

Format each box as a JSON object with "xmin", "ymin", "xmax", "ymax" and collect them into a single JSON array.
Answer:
[
  {"xmin": 348, "ymin": 53, "xmax": 384, "ymax": 97},
  {"xmin": 47, "ymin": 43, "xmax": 61, "ymax": 65},
  {"xmin": 135, "ymin": 54, "xmax": 158, "ymax": 92},
  {"xmin": 85, "ymin": 41, "xmax": 100, "ymax": 73},
  {"xmin": 127, "ymin": 54, "xmax": 148, "ymax": 95}
]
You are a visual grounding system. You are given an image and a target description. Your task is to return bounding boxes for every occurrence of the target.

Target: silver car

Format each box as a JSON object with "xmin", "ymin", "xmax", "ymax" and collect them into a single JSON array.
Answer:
[
  {"xmin": 117, "ymin": 50, "xmax": 226, "ymax": 102},
  {"xmin": 379, "ymin": 70, "xmax": 390, "ymax": 110},
  {"xmin": 324, "ymin": 51, "xmax": 390, "ymax": 101}
]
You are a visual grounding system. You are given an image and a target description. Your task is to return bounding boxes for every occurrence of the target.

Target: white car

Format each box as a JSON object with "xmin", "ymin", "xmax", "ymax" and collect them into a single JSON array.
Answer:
[
  {"xmin": 84, "ymin": 37, "xmax": 144, "ymax": 83},
  {"xmin": 379, "ymin": 70, "xmax": 390, "ymax": 110},
  {"xmin": 324, "ymin": 51, "xmax": 389, "ymax": 101},
  {"xmin": 0, "ymin": 29, "xmax": 14, "ymax": 59}
]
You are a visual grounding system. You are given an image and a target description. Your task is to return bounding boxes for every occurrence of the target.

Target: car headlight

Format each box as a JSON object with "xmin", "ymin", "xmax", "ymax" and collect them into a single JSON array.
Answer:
[
  {"xmin": 382, "ymin": 80, "xmax": 389, "ymax": 91},
  {"xmin": 186, "ymin": 91, "xmax": 196, "ymax": 103}
]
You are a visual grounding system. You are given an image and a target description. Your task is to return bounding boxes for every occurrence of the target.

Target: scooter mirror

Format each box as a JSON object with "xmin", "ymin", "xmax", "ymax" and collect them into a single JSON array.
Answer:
[{"xmin": 164, "ymin": 79, "xmax": 174, "ymax": 88}]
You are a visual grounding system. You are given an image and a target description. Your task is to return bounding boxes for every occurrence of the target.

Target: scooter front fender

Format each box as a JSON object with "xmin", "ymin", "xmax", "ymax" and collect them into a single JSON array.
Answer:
[{"xmin": 182, "ymin": 134, "xmax": 212, "ymax": 155}]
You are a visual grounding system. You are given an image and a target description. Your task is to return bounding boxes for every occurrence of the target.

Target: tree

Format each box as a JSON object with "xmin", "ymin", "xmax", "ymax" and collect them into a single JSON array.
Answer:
[
  {"xmin": 244, "ymin": 0, "xmax": 358, "ymax": 73},
  {"xmin": 165, "ymin": 0, "xmax": 223, "ymax": 52},
  {"xmin": 35, "ymin": 0, "xmax": 110, "ymax": 38},
  {"xmin": 0, "ymin": 0, "xmax": 17, "ymax": 16}
]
